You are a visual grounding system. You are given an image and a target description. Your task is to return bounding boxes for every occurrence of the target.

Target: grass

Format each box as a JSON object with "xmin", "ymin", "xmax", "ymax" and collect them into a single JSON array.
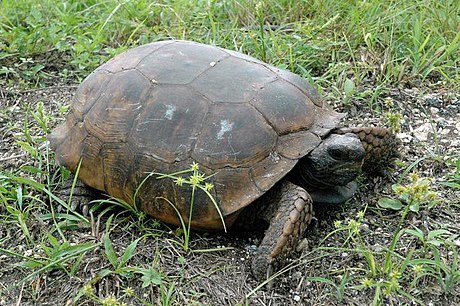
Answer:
[
  {"xmin": 1, "ymin": 0, "xmax": 459, "ymax": 305},
  {"xmin": 1, "ymin": 0, "xmax": 459, "ymax": 90}
]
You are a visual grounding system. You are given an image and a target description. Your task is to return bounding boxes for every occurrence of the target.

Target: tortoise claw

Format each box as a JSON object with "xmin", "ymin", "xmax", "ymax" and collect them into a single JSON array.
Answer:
[{"xmin": 57, "ymin": 175, "xmax": 95, "ymax": 216}]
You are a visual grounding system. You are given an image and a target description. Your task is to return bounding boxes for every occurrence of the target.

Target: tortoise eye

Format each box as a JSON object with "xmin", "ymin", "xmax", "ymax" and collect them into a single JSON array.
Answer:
[{"xmin": 328, "ymin": 147, "xmax": 346, "ymax": 160}]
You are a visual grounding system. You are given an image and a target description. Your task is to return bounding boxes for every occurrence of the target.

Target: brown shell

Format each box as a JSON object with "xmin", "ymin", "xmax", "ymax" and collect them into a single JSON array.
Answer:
[{"xmin": 48, "ymin": 40, "xmax": 343, "ymax": 230}]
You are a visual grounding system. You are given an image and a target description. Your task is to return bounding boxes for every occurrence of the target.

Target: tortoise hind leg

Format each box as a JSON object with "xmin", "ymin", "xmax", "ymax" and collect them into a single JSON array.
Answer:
[
  {"xmin": 251, "ymin": 181, "xmax": 313, "ymax": 281},
  {"xmin": 335, "ymin": 127, "xmax": 399, "ymax": 174},
  {"xmin": 57, "ymin": 174, "xmax": 96, "ymax": 216}
]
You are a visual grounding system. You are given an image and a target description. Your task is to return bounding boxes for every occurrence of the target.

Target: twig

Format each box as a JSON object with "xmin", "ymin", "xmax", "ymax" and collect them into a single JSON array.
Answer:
[{"xmin": 0, "ymin": 153, "xmax": 26, "ymax": 162}]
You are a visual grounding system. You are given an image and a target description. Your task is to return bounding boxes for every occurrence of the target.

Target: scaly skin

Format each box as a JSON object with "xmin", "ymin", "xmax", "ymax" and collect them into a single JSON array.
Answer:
[
  {"xmin": 334, "ymin": 127, "xmax": 399, "ymax": 174},
  {"xmin": 241, "ymin": 181, "xmax": 313, "ymax": 281}
]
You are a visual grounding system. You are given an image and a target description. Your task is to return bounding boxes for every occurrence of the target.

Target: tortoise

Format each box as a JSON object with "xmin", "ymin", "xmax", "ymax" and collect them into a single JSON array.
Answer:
[{"xmin": 48, "ymin": 40, "xmax": 397, "ymax": 281}]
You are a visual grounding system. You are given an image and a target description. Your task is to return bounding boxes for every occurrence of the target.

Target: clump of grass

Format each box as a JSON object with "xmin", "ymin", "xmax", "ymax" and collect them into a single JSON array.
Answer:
[
  {"xmin": 441, "ymin": 158, "xmax": 460, "ymax": 192},
  {"xmin": 1, "ymin": 0, "xmax": 458, "ymax": 89},
  {"xmin": 80, "ymin": 284, "xmax": 139, "ymax": 306},
  {"xmin": 0, "ymin": 118, "xmax": 95, "ymax": 293},
  {"xmin": 1, "ymin": 97, "xmax": 226, "ymax": 303}
]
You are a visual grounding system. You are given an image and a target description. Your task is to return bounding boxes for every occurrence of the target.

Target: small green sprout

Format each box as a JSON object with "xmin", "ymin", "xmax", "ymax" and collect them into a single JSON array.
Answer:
[
  {"xmin": 82, "ymin": 284, "xmax": 94, "ymax": 296},
  {"xmin": 361, "ymin": 277, "xmax": 373, "ymax": 287},
  {"xmin": 190, "ymin": 161, "xmax": 200, "ymax": 171},
  {"xmin": 189, "ymin": 173, "xmax": 204, "ymax": 187},
  {"xmin": 101, "ymin": 295, "xmax": 119, "ymax": 306},
  {"xmin": 347, "ymin": 219, "xmax": 361, "ymax": 234},
  {"xmin": 384, "ymin": 277, "xmax": 400, "ymax": 295},
  {"xmin": 389, "ymin": 270, "xmax": 401, "ymax": 280},
  {"xmin": 123, "ymin": 287, "xmax": 135, "ymax": 297},
  {"xmin": 412, "ymin": 265, "xmax": 424, "ymax": 275},
  {"xmin": 384, "ymin": 112, "xmax": 402, "ymax": 133},
  {"xmin": 378, "ymin": 172, "xmax": 438, "ymax": 212},
  {"xmin": 175, "ymin": 176, "xmax": 184, "ymax": 186}
]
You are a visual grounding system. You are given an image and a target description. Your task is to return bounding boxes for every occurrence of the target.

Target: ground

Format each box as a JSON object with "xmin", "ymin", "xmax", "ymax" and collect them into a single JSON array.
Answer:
[{"xmin": 0, "ymin": 78, "xmax": 459, "ymax": 305}]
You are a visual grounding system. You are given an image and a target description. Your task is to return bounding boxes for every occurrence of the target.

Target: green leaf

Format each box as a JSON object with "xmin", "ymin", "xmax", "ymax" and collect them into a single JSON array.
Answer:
[
  {"xmin": 344, "ymin": 78, "xmax": 355, "ymax": 97},
  {"xmin": 17, "ymin": 260, "xmax": 45, "ymax": 269},
  {"xmin": 15, "ymin": 185, "xmax": 23, "ymax": 208},
  {"xmin": 15, "ymin": 141, "xmax": 37, "ymax": 157},
  {"xmin": 19, "ymin": 165, "xmax": 44, "ymax": 174},
  {"xmin": 12, "ymin": 177, "xmax": 44, "ymax": 191},
  {"xmin": 47, "ymin": 233, "xmax": 60, "ymax": 248},
  {"xmin": 427, "ymin": 229, "xmax": 451, "ymax": 240},
  {"xmin": 440, "ymin": 181, "xmax": 460, "ymax": 189},
  {"xmin": 140, "ymin": 268, "xmax": 162, "ymax": 287},
  {"xmin": 99, "ymin": 268, "xmax": 113, "ymax": 278},
  {"xmin": 405, "ymin": 228, "xmax": 424, "ymax": 240},
  {"xmin": 377, "ymin": 198, "xmax": 403, "ymax": 210},
  {"xmin": 39, "ymin": 213, "xmax": 86, "ymax": 222},
  {"xmin": 305, "ymin": 276, "xmax": 336, "ymax": 286},
  {"xmin": 428, "ymin": 239, "xmax": 442, "ymax": 247},
  {"xmin": 103, "ymin": 232, "xmax": 118, "ymax": 268},
  {"xmin": 54, "ymin": 242, "xmax": 96, "ymax": 259},
  {"xmin": 409, "ymin": 202, "xmax": 420, "ymax": 213},
  {"xmin": 118, "ymin": 237, "xmax": 141, "ymax": 269},
  {"xmin": 177, "ymin": 256, "xmax": 186, "ymax": 265},
  {"xmin": 103, "ymin": 215, "xmax": 118, "ymax": 268}
]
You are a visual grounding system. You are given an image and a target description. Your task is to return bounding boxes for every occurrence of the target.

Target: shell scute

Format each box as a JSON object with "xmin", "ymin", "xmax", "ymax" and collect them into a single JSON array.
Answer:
[
  {"xmin": 251, "ymin": 79, "xmax": 316, "ymax": 135},
  {"xmin": 84, "ymin": 70, "xmax": 150, "ymax": 143},
  {"xmin": 191, "ymin": 56, "xmax": 276, "ymax": 103},
  {"xmin": 137, "ymin": 41, "xmax": 228, "ymax": 85},
  {"xmin": 192, "ymin": 103, "xmax": 277, "ymax": 169},
  {"xmin": 130, "ymin": 85, "xmax": 209, "ymax": 163}
]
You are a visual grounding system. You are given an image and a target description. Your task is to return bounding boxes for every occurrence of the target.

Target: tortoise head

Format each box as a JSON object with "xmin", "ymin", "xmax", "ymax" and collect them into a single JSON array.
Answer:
[{"xmin": 296, "ymin": 133, "xmax": 365, "ymax": 190}]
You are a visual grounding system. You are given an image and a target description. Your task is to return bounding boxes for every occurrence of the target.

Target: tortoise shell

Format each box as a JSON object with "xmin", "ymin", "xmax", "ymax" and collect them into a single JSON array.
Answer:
[{"xmin": 49, "ymin": 40, "xmax": 343, "ymax": 230}]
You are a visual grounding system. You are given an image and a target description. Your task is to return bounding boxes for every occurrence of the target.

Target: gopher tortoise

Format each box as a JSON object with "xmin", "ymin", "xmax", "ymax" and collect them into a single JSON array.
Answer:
[{"xmin": 49, "ymin": 40, "xmax": 397, "ymax": 281}]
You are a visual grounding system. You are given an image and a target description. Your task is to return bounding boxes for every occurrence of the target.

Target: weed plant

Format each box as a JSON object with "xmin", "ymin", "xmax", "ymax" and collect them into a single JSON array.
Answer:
[{"xmin": 139, "ymin": 162, "xmax": 225, "ymax": 251}]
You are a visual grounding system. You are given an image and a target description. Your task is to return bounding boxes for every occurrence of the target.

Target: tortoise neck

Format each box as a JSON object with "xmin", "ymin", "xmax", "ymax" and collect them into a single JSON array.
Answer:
[{"xmin": 288, "ymin": 161, "xmax": 335, "ymax": 191}]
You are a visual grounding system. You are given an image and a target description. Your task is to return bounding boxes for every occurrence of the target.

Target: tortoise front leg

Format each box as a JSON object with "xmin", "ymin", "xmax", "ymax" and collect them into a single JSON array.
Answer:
[
  {"xmin": 251, "ymin": 181, "xmax": 313, "ymax": 281},
  {"xmin": 335, "ymin": 127, "xmax": 399, "ymax": 174}
]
